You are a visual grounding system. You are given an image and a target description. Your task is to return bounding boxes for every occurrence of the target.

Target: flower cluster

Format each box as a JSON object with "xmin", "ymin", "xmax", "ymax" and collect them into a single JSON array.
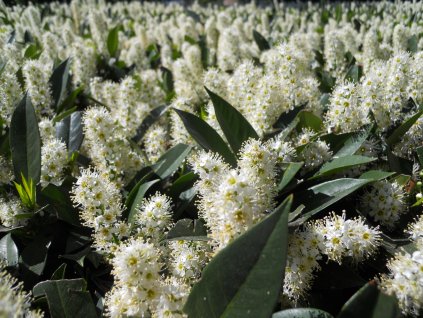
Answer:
[
  {"xmin": 0, "ymin": 0, "xmax": 422, "ymax": 317},
  {"xmin": 0, "ymin": 266, "xmax": 43, "ymax": 318},
  {"xmin": 106, "ymin": 237, "xmax": 189, "ymax": 318},
  {"xmin": 361, "ymin": 181, "xmax": 407, "ymax": 229},
  {"xmin": 284, "ymin": 212, "xmax": 381, "ymax": 302},
  {"xmin": 71, "ymin": 168, "xmax": 128, "ymax": 252},
  {"xmin": 191, "ymin": 139, "xmax": 278, "ymax": 250}
]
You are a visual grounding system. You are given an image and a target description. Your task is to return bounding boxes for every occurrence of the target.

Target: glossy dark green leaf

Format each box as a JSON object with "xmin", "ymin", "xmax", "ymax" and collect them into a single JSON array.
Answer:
[
  {"xmin": 337, "ymin": 283, "xmax": 400, "ymax": 318},
  {"xmin": 290, "ymin": 178, "xmax": 371, "ymax": 226},
  {"xmin": 173, "ymin": 108, "xmax": 237, "ymax": 166},
  {"xmin": 57, "ymin": 86, "xmax": 84, "ymax": 114},
  {"xmin": 0, "ymin": 233, "xmax": 18, "ymax": 266},
  {"xmin": 273, "ymin": 104, "xmax": 306, "ymax": 129},
  {"xmin": 206, "ymin": 87, "xmax": 259, "ymax": 155},
  {"xmin": 124, "ymin": 168, "xmax": 157, "ymax": 212},
  {"xmin": 51, "ymin": 263, "xmax": 67, "ymax": 280},
  {"xmin": 24, "ymin": 44, "xmax": 41, "ymax": 59},
  {"xmin": 166, "ymin": 219, "xmax": 209, "ymax": 241},
  {"xmin": 132, "ymin": 105, "xmax": 168, "ymax": 143},
  {"xmin": 344, "ymin": 64, "xmax": 363, "ymax": 83},
  {"xmin": 174, "ymin": 187, "xmax": 197, "ymax": 219},
  {"xmin": 407, "ymin": 35, "xmax": 418, "ymax": 53},
  {"xmin": 184, "ymin": 196, "xmax": 292, "ymax": 318},
  {"xmin": 184, "ymin": 35, "xmax": 197, "ymax": 45},
  {"xmin": 49, "ymin": 58, "xmax": 70, "ymax": 111},
  {"xmin": 107, "ymin": 26, "xmax": 120, "ymax": 57},
  {"xmin": 253, "ymin": 30, "xmax": 270, "ymax": 51},
  {"xmin": 127, "ymin": 179, "xmax": 160, "ymax": 223},
  {"xmin": 60, "ymin": 246, "xmax": 91, "ymax": 267},
  {"xmin": 24, "ymin": 30, "xmax": 34, "ymax": 43},
  {"xmin": 55, "ymin": 111, "xmax": 83, "ymax": 154},
  {"xmin": 33, "ymin": 279, "xmax": 97, "ymax": 318},
  {"xmin": 10, "ymin": 93, "xmax": 41, "ymax": 183},
  {"xmin": 359, "ymin": 170, "xmax": 395, "ymax": 181},
  {"xmin": 312, "ymin": 155, "xmax": 376, "ymax": 179},
  {"xmin": 416, "ymin": 146, "xmax": 423, "ymax": 165},
  {"xmin": 20, "ymin": 236, "xmax": 51, "ymax": 276},
  {"xmin": 40, "ymin": 184, "xmax": 80, "ymax": 225},
  {"xmin": 278, "ymin": 162, "xmax": 304, "ymax": 191},
  {"xmin": 273, "ymin": 308, "xmax": 334, "ymax": 318},
  {"xmin": 153, "ymin": 143, "xmax": 192, "ymax": 179},
  {"xmin": 387, "ymin": 150, "xmax": 413, "ymax": 174},
  {"xmin": 386, "ymin": 109, "xmax": 423, "ymax": 146},
  {"xmin": 316, "ymin": 70, "xmax": 336, "ymax": 93},
  {"xmin": 53, "ymin": 106, "xmax": 77, "ymax": 124},
  {"xmin": 161, "ymin": 66, "xmax": 174, "ymax": 93},
  {"xmin": 334, "ymin": 127, "xmax": 371, "ymax": 158},
  {"xmin": 169, "ymin": 172, "xmax": 198, "ymax": 196},
  {"xmin": 297, "ymin": 111, "xmax": 323, "ymax": 132}
]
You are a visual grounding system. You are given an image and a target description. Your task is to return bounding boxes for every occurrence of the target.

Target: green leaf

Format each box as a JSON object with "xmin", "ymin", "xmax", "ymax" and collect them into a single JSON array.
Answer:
[
  {"xmin": 40, "ymin": 184, "xmax": 80, "ymax": 226},
  {"xmin": 153, "ymin": 144, "xmax": 192, "ymax": 179},
  {"xmin": 184, "ymin": 196, "xmax": 292, "ymax": 318},
  {"xmin": 57, "ymin": 86, "xmax": 84, "ymax": 114},
  {"xmin": 273, "ymin": 308, "xmax": 334, "ymax": 318},
  {"xmin": 316, "ymin": 70, "xmax": 336, "ymax": 93},
  {"xmin": 55, "ymin": 111, "xmax": 83, "ymax": 154},
  {"xmin": 53, "ymin": 106, "xmax": 77, "ymax": 123},
  {"xmin": 126, "ymin": 179, "xmax": 160, "ymax": 223},
  {"xmin": 184, "ymin": 35, "xmax": 197, "ymax": 45},
  {"xmin": 312, "ymin": 155, "xmax": 376, "ymax": 179},
  {"xmin": 319, "ymin": 132, "xmax": 355, "ymax": 154},
  {"xmin": 416, "ymin": 146, "xmax": 423, "ymax": 166},
  {"xmin": 173, "ymin": 108, "xmax": 237, "ymax": 167},
  {"xmin": 334, "ymin": 127, "xmax": 372, "ymax": 158},
  {"xmin": 174, "ymin": 187, "xmax": 197, "ymax": 219},
  {"xmin": 132, "ymin": 105, "xmax": 168, "ymax": 143},
  {"xmin": 253, "ymin": 30, "xmax": 270, "ymax": 51},
  {"xmin": 169, "ymin": 172, "xmax": 198, "ymax": 196},
  {"xmin": 24, "ymin": 30, "xmax": 34, "ymax": 43},
  {"xmin": 335, "ymin": 3, "xmax": 343, "ymax": 22},
  {"xmin": 60, "ymin": 246, "xmax": 91, "ymax": 267},
  {"xmin": 273, "ymin": 105, "xmax": 306, "ymax": 129},
  {"xmin": 337, "ymin": 283, "xmax": 400, "ymax": 318},
  {"xmin": 107, "ymin": 26, "xmax": 120, "ymax": 57},
  {"xmin": 20, "ymin": 236, "xmax": 51, "ymax": 276},
  {"xmin": 124, "ymin": 167, "xmax": 156, "ymax": 210},
  {"xmin": 166, "ymin": 219, "xmax": 209, "ymax": 241},
  {"xmin": 344, "ymin": 64, "xmax": 363, "ymax": 83},
  {"xmin": 291, "ymin": 178, "xmax": 372, "ymax": 226},
  {"xmin": 359, "ymin": 170, "xmax": 395, "ymax": 181},
  {"xmin": 277, "ymin": 162, "xmax": 304, "ymax": 191},
  {"xmin": 0, "ymin": 233, "xmax": 18, "ymax": 266},
  {"xmin": 10, "ymin": 93, "xmax": 41, "ymax": 183},
  {"xmin": 161, "ymin": 66, "xmax": 174, "ymax": 93},
  {"xmin": 387, "ymin": 150, "xmax": 413, "ymax": 175},
  {"xmin": 297, "ymin": 111, "xmax": 323, "ymax": 132},
  {"xmin": 49, "ymin": 58, "xmax": 71, "ymax": 111},
  {"xmin": 386, "ymin": 109, "xmax": 423, "ymax": 147},
  {"xmin": 33, "ymin": 279, "xmax": 97, "ymax": 318},
  {"xmin": 407, "ymin": 35, "xmax": 418, "ymax": 53},
  {"xmin": 51, "ymin": 263, "xmax": 67, "ymax": 280},
  {"xmin": 24, "ymin": 43, "xmax": 41, "ymax": 59},
  {"xmin": 206, "ymin": 87, "xmax": 259, "ymax": 155}
]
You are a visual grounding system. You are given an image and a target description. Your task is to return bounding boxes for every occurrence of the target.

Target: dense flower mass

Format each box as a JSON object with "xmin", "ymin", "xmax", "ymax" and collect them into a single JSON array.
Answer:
[
  {"xmin": 0, "ymin": 0, "xmax": 423, "ymax": 317},
  {"xmin": 0, "ymin": 265, "xmax": 43, "ymax": 318}
]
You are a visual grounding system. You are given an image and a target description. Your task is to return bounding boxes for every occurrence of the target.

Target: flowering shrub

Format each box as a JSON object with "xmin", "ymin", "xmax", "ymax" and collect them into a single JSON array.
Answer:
[{"xmin": 0, "ymin": 1, "xmax": 423, "ymax": 317}]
